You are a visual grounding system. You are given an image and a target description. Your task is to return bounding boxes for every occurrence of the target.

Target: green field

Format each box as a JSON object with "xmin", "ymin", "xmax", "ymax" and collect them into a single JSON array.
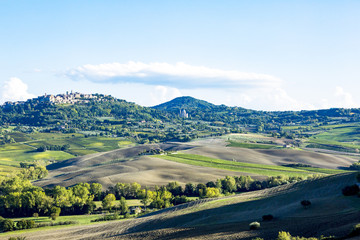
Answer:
[
  {"xmin": 0, "ymin": 131, "xmax": 134, "ymax": 175},
  {"xmin": 0, "ymin": 214, "xmax": 108, "ymax": 236},
  {"xmin": 227, "ymin": 141, "xmax": 278, "ymax": 149},
  {"xmin": 94, "ymin": 199, "xmax": 142, "ymax": 209},
  {"xmin": 312, "ymin": 124, "xmax": 360, "ymax": 142},
  {"xmin": 154, "ymin": 153, "xmax": 347, "ymax": 178},
  {"xmin": 0, "ymin": 150, "xmax": 75, "ymax": 165}
]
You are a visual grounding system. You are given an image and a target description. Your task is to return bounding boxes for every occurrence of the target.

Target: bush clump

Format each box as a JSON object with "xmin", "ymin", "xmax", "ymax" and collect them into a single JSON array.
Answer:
[
  {"xmin": 277, "ymin": 231, "xmax": 318, "ymax": 240},
  {"xmin": 8, "ymin": 237, "xmax": 27, "ymax": 240},
  {"xmin": 347, "ymin": 223, "xmax": 360, "ymax": 238},
  {"xmin": 91, "ymin": 214, "xmax": 120, "ymax": 222},
  {"xmin": 300, "ymin": 200, "xmax": 311, "ymax": 209},
  {"xmin": 249, "ymin": 221, "xmax": 261, "ymax": 230},
  {"xmin": 262, "ymin": 214, "xmax": 274, "ymax": 221},
  {"xmin": 36, "ymin": 221, "xmax": 77, "ymax": 228},
  {"xmin": 342, "ymin": 185, "xmax": 359, "ymax": 196},
  {"xmin": 0, "ymin": 217, "xmax": 15, "ymax": 232}
]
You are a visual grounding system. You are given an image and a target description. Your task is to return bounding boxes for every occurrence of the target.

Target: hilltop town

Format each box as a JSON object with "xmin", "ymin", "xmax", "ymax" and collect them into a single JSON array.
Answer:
[{"xmin": 3, "ymin": 91, "xmax": 112, "ymax": 107}]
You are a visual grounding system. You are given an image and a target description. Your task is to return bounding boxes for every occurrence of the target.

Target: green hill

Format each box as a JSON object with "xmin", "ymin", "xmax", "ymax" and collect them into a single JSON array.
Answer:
[
  {"xmin": 6, "ymin": 172, "xmax": 359, "ymax": 240},
  {"xmin": 153, "ymin": 96, "xmax": 219, "ymax": 112}
]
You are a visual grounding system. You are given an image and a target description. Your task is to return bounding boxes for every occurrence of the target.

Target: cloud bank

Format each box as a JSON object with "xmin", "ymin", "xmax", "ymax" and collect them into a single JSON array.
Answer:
[
  {"xmin": 65, "ymin": 61, "xmax": 281, "ymax": 89},
  {"xmin": 0, "ymin": 78, "xmax": 36, "ymax": 104}
]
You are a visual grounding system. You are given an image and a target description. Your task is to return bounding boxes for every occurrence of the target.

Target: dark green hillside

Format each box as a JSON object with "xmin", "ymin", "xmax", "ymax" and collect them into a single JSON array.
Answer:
[
  {"xmin": 0, "ymin": 95, "xmax": 168, "ymax": 127},
  {"xmin": 2, "ymin": 93, "xmax": 360, "ymax": 150},
  {"xmin": 153, "ymin": 96, "xmax": 218, "ymax": 111}
]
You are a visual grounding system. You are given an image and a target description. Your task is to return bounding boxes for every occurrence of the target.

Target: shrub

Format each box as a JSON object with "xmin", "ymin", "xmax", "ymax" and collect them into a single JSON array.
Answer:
[
  {"xmin": 49, "ymin": 207, "xmax": 61, "ymax": 221},
  {"xmin": 347, "ymin": 223, "xmax": 360, "ymax": 238},
  {"xmin": 300, "ymin": 200, "xmax": 311, "ymax": 209},
  {"xmin": 249, "ymin": 221, "xmax": 261, "ymax": 230},
  {"xmin": 350, "ymin": 162, "xmax": 360, "ymax": 170},
  {"xmin": 262, "ymin": 214, "xmax": 274, "ymax": 221},
  {"xmin": 16, "ymin": 220, "xmax": 27, "ymax": 230},
  {"xmin": 342, "ymin": 185, "xmax": 359, "ymax": 196},
  {"xmin": 25, "ymin": 220, "xmax": 35, "ymax": 229},
  {"xmin": 277, "ymin": 231, "xmax": 326, "ymax": 240},
  {"xmin": 0, "ymin": 219, "xmax": 15, "ymax": 232},
  {"xmin": 91, "ymin": 214, "xmax": 120, "ymax": 222},
  {"xmin": 15, "ymin": 219, "xmax": 34, "ymax": 230},
  {"xmin": 36, "ymin": 221, "xmax": 77, "ymax": 228},
  {"xmin": 32, "ymin": 213, "xmax": 39, "ymax": 218}
]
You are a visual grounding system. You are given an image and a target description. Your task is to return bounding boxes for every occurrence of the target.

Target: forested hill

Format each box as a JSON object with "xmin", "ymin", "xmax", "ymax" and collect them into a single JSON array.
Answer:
[
  {"xmin": 153, "ymin": 96, "xmax": 360, "ymax": 126},
  {"xmin": 153, "ymin": 96, "xmax": 221, "ymax": 112},
  {"xmin": 0, "ymin": 94, "xmax": 170, "ymax": 128},
  {"xmin": 1, "ymin": 93, "xmax": 360, "ymax": 136}
]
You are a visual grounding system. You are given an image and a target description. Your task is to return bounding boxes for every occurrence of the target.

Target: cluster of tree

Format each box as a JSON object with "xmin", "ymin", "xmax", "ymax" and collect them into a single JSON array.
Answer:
[
  {"xmin": 341, "ymin": 173, "xmax": 360, "ymax": 196},
  {"xmin": 349, "ymin": 161, "xmax": 360, "ymax": 170},
  {"xmin": 0, "ymin": 135, "xmax": 15, "ymax": 145},
  {"xmin": 0, "ymin": 217, "xmax": 35, "ymax": 232},
  {"xmin": 180, "ymin": 175, "xmax": 305, "ymax": 199},
  {"xmin": 0, "ymin": 216, "xmax": 76, "ymax": 233},
  {"xmin": 0, "ymin": 172, "xmax": 306, "ymax": 221},
  {"xmin": 36, "ymin": 144, "xmax": 70, "ymax": 152},
  {"xmin": 18, "ymin": 165, "xmax": 48, "ymax": 180},
  {"xmin": 0, "ymin": 176, "xmax": 97, "ymax": 218}
]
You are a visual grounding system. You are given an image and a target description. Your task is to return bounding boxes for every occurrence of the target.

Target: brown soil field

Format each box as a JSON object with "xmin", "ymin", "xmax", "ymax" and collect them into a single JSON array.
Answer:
[
  {"xmin": 5, "ymin": 173, "xmax": 360, "ymax": 240},
  {"xmin": 34, "ymin": 138, "xmax": 357, "ymax": 189}
]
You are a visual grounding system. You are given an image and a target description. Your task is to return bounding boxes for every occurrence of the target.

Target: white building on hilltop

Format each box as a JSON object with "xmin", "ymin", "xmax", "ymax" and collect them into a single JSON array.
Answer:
[{"xmin": 179, "ymin": 109, "xmax": 189, "ymax": 118}]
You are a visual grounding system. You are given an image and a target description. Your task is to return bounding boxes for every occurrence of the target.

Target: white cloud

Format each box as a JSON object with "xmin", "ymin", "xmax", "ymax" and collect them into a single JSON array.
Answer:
[
  {"xmin": 150, "ymin": 85, "xmax": 182, "ymax": 105},
  {"xmin": 65, "ymin": 61, "xmax": 281, "ymax": 89},
  {"xmin": 334, "ymin": 86, "xmax": 357, "ymax": 108},
  {"xmin": 181, "ymin": 86, "xmax": 314, "ymax": 111},
  {"xmin": 0, "ymin": 77, "xmax": 36, "ymax": 104}
]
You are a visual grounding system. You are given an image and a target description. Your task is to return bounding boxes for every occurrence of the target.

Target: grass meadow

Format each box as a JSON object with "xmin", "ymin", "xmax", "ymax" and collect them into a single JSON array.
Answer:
[
  {"xmin": 0, "ymin": 132, "xmax": 133, "ymax": 175},
  {"xmin": 154, "ymin": 153, "xmax": 347, "ymax": 178}
]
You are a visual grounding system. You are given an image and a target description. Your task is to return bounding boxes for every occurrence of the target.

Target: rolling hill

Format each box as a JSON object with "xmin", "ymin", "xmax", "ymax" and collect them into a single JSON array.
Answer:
[
  {"xmin": 153, "ymin": 96, "xmax": 220, "ymax": 112},
  {"xmin": 6, "ymin": 172, "xmax": 360, "ymax": 240},
  {"xmin": 34, "ymin": 137, "xmax": 356, "ymax": 189}
]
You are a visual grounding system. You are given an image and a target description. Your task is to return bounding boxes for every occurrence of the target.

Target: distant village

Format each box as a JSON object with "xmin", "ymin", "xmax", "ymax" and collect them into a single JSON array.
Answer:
[{"xmin": 3, "ymin": 91, "xmax": 111, "ymax": 107}]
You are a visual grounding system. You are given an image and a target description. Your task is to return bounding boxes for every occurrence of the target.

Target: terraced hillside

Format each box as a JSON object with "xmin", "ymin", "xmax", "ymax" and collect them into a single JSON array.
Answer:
[{"xmin": 4, "ymin": 173, "xmax": 360, "ymax": 240}]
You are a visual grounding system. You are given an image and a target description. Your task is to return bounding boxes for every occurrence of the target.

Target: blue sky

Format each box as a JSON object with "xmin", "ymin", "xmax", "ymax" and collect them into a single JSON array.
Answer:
[{"xmin": 1, "ymin": 0, "xmax": 359, "ymax": 110}]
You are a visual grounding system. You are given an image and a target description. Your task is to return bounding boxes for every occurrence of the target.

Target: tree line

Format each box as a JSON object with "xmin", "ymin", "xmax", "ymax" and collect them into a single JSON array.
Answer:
[{"xmin": 0, "ymin": 172, "xmax": 305, "ymax": 221}]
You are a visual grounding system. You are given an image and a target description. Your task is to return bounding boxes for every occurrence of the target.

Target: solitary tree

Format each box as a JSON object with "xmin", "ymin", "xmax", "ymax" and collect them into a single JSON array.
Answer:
[
  {"xmin": 300, "ymin": 200, "xmax": 311, "ymax": 209},
  {"xmin": 102, "ymin": 194, "xmax": 116, "ymax": 211}
]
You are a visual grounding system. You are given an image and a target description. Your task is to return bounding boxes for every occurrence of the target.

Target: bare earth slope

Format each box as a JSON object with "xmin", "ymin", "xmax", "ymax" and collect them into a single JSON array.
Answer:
[
  {"xmin": 6, "ymin": 173, "xmax": 360, "ymax": 240},
  {"xmin": 34, "ymin": 138, "xmax": 356, "ymax": 188},
  {"xmin": 34, "ymin": 142, "xmax": 259, "ymax": 189}
]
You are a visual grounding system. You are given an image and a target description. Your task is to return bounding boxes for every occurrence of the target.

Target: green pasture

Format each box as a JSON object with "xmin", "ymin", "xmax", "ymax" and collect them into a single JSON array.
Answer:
[
  {"xmin": 311, "ymin": 124, "xmax": 360, "ymax": 143},
  {"xmin": 290, "ymin": 166, "xmax": 346, "ymax": 174},
  {"xmin": 0, "ymin": 214, "xmax": 105, "ymax": 236},
  {"xmin": 0, "ymin": 150, "xmax": 74, "ymax": 166},
  {"xmin": 66, "ymin": 149, "xmax": 98, "ymax": 156},
  {"xmin": 65, "ymin": 137, "xmax": 133, "ymax": 152},
  {"xmin": 29, "ymin": 132, "xmax": 84, "ymax": 140},
  {"xmin": 154, "ymin": 153, "xmax": 346, "ymax": 178},
  {"xmin": 0, "ymin": 143, "xmax": 34, "ymax": 152},
  {"xmin": 224, "ymin": 133, "xmax": 270, "ymax": 142},
  {"xmin": 94, "ymin": 199, "xmax": 142, "ymax": 209},
  {"xmin": 6, "ymin": 132, "xmax": 33, "ymax": 142},
  {"xmin": 0, "ymin": 131, "xmax": 133, "ymax": 175},
  {"xmin": 227, "ymin": 141, "xmax": 278, "ymax": 149},
  {"xmin": 306, "ymin": 139, "xmax": 360, "ymax": 151}
]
